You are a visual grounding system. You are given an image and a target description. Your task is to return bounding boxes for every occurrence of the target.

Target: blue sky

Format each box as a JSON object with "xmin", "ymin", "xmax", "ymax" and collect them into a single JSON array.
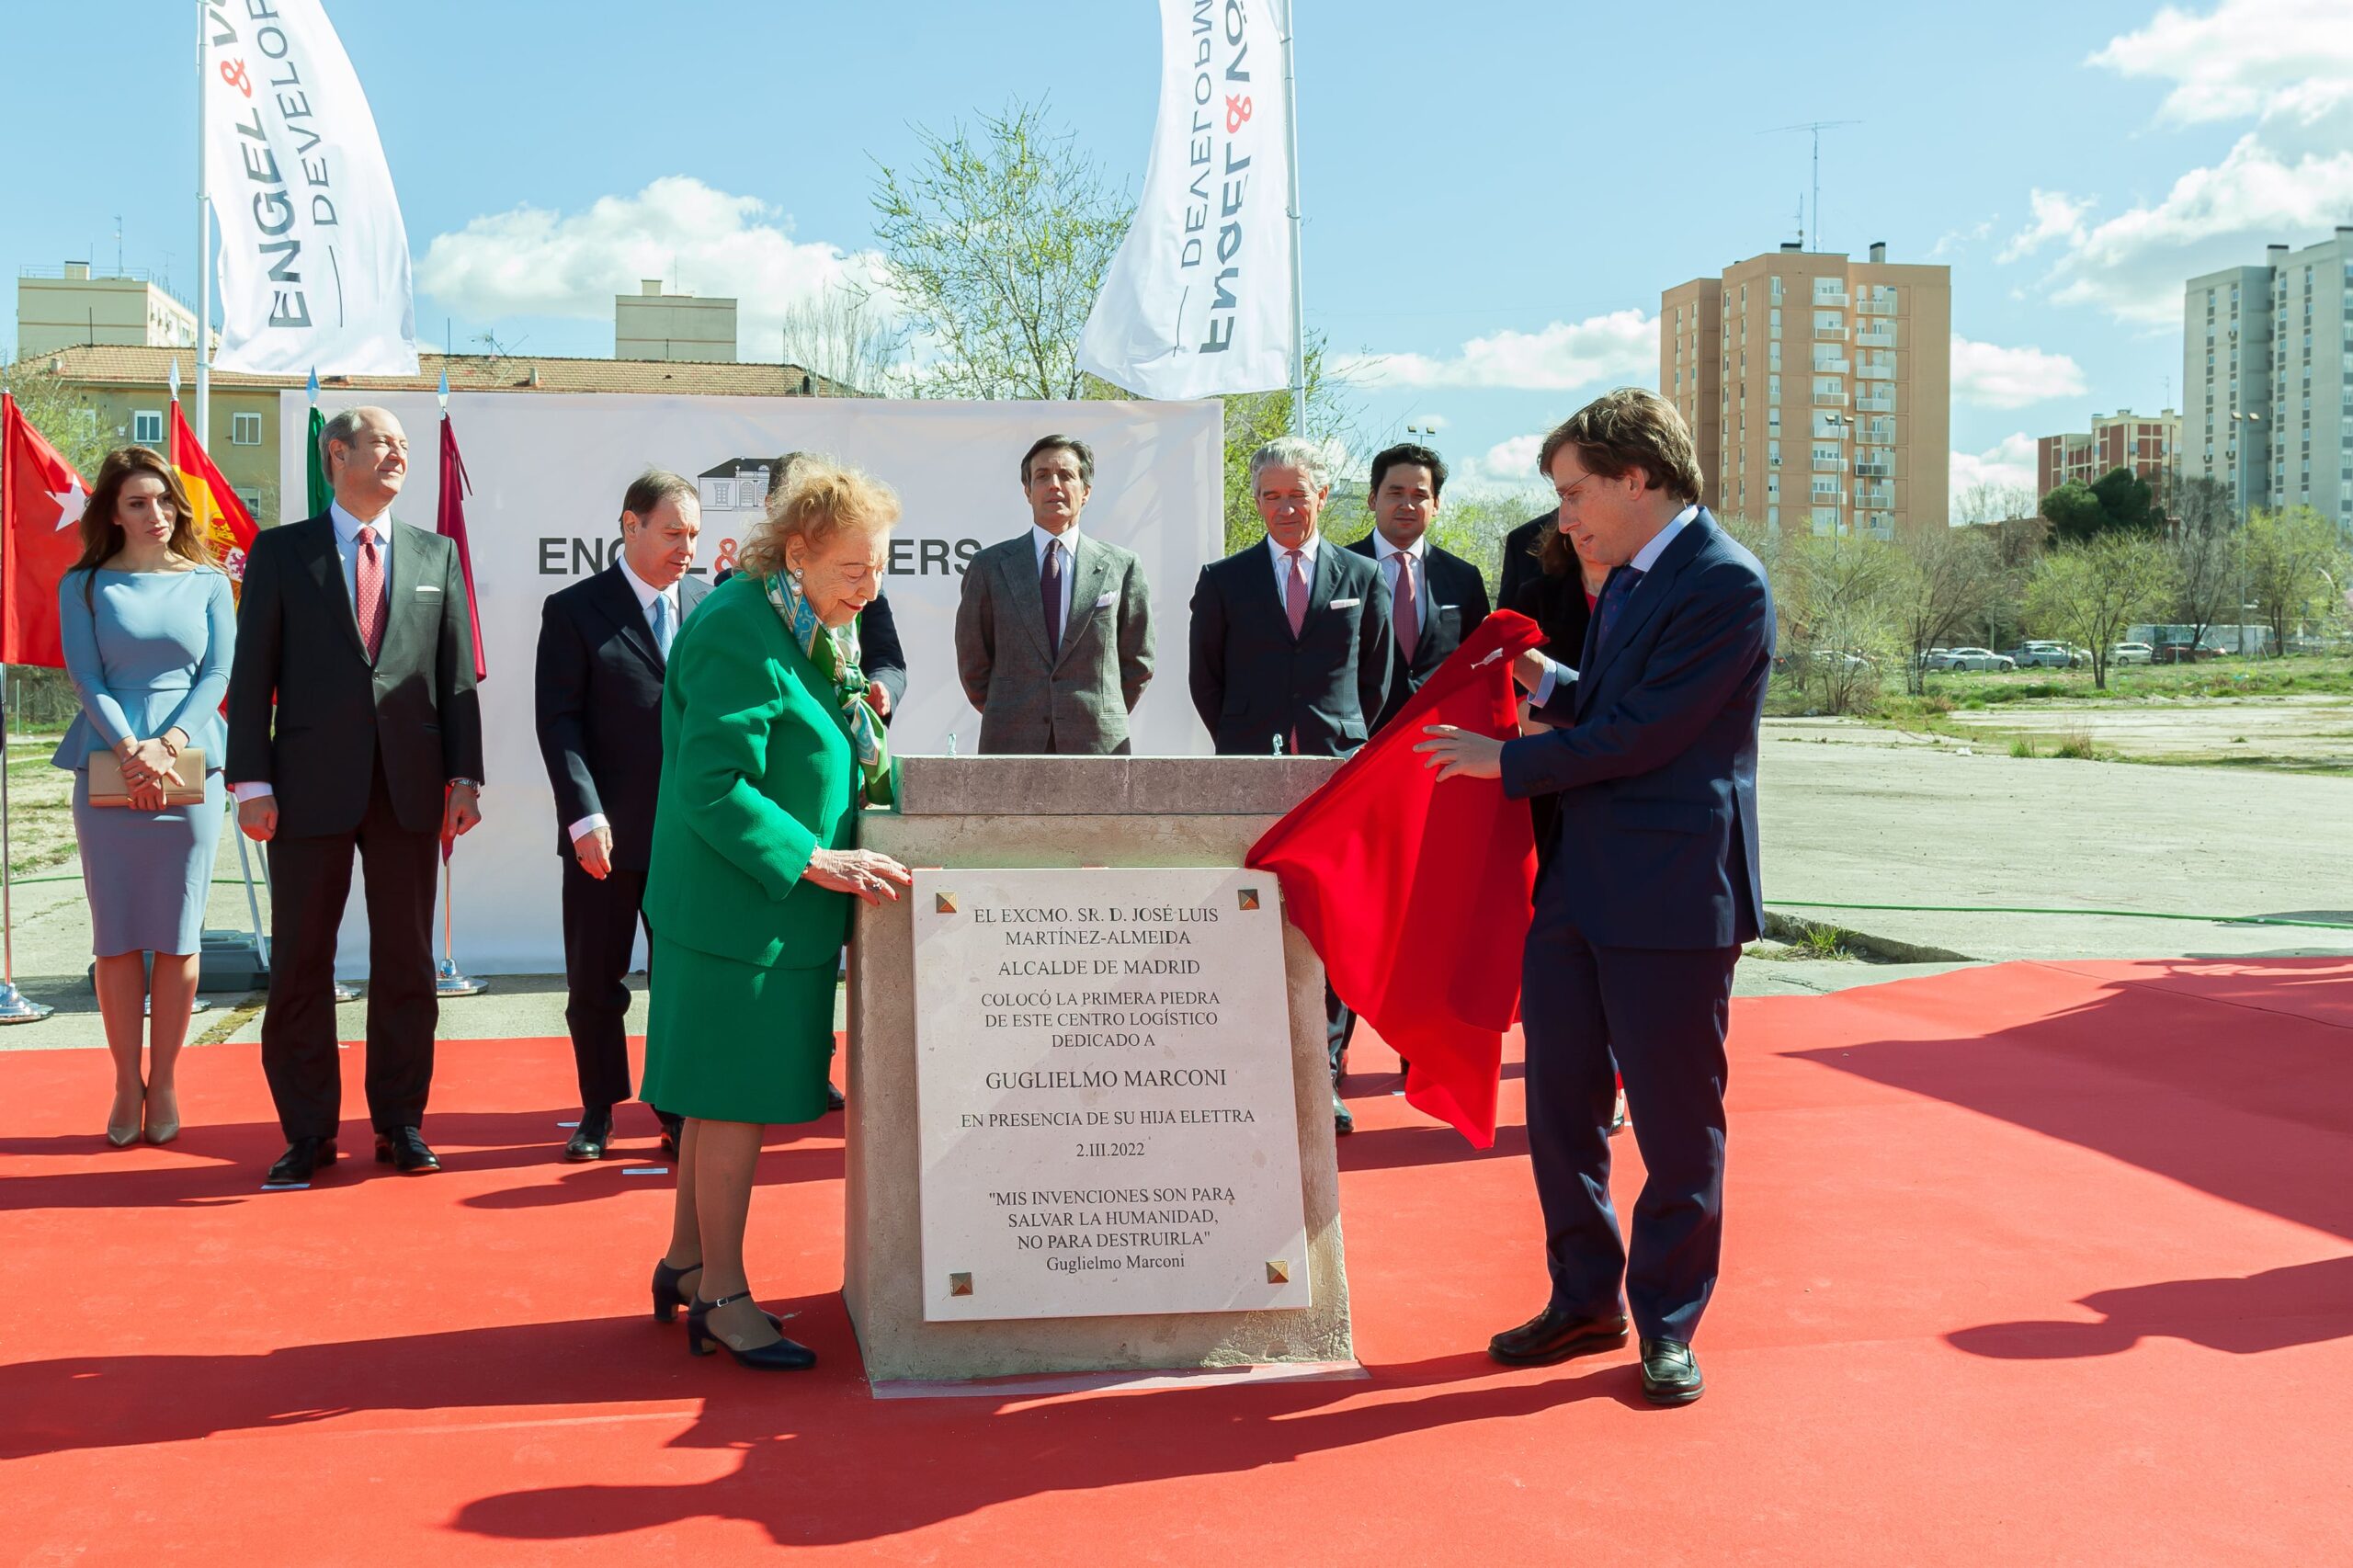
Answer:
[{"xmin": 8, "ymin": 0, "xmax": 2350, "ymax": 502}]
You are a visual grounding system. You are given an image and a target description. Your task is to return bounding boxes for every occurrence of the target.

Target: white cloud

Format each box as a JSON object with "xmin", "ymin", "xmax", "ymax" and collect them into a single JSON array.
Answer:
[
  {"xmin": 1480, "ymin": 434, "xmax": 1544, "ymax": 483},
  {"xmin": 2091, "ymin": 0, "xmax": 2353, "ymax": 127},
  {"xmin": 415, "ymin": 176, "xmax": 887, "ymax": 353},
  {"xmin": 1997, "ymin": 190, "xmax": 2091, "ymax": 263},
  {"xmin": 1928, "ymin": 219, "xmax": 1995, "ymax": 260},
  {"xmin": 1339, "ymin": 309, "xmax": 1657, "ymax": 392},
  {"xmin": 1950, "ymin": 433, "xmax": 2039, "ymax": 502},
  {"xmin": 2021, "ymin": 2, "xmax": 2353, "ymax": 324},
  {"xmin": 1949, "ymin": 335, "xmax": 2088, "ymax": 408}
]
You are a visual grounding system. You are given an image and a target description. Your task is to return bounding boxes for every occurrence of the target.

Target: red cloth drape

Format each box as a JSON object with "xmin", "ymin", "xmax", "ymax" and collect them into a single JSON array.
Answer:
[{"xmin": 1246, "ymin": 608, "xmax": 1545, "ymax": 1146}]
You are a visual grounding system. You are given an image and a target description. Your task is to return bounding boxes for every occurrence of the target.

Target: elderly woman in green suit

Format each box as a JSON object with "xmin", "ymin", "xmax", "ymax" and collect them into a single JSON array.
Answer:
[{"xmin": 642, "ymin": 457, "xmax": 913, "ymax": 1370}]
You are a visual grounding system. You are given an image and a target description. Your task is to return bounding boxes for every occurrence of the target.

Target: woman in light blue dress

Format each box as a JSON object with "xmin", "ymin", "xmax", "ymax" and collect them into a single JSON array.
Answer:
[{"xmin": 53, "ymin": 446, "xmax": 234, "ymax": 1147}]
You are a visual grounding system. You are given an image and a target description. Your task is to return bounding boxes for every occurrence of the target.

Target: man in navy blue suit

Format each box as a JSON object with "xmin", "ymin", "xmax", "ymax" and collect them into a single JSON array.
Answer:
[{"xmin": 1418, "ymin": 387, "xmax": 1773, "ymax": 1406}]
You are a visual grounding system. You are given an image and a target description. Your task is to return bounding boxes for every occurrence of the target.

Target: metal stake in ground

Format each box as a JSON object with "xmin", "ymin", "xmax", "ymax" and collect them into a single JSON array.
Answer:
[
  {"xmin": 435, "ymin": 855, "xmax": 485, "ymax": 997},
  {"xmin": 0, "ymin": 668, "xmax": 55, "ymax": 1023}
]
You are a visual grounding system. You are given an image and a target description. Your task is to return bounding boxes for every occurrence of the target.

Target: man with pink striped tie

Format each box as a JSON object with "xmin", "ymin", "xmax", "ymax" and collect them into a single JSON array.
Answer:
[
  {"xmin": 227, "ymin": 406, "xmax": 485, "ymax": 1190},
  {"xmin": 1187, "ymin": 436, "xmax": 1392, "ymax": 1132}
]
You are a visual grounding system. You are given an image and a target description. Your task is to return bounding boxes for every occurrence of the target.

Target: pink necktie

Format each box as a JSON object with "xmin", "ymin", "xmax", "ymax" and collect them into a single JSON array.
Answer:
[
  {"xmin": 1393, "ymin": 552, "xmax": 1418, "ymax": 657},
  {"xmin": 356, "ymin": 525, "xmax": 387, "ymax": 660},
  {"xmin": 1284, "ymin": 549, "xmax": 1308, "ymax": 638}
]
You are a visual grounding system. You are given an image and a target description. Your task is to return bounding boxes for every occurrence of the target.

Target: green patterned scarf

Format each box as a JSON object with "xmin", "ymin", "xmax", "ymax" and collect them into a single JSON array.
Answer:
[{"xmin": 765, "ymin": 571, "xmax": 892, "ymax": 806}]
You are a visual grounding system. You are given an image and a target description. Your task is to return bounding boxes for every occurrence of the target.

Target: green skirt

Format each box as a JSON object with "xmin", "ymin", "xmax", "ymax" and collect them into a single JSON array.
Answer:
[{"xmin": 640, "ymin": 935, "xmax": 838, "ymax": 1126}]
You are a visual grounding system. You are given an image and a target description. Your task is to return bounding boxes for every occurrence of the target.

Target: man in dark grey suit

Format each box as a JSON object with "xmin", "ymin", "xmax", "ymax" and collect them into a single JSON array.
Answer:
[
  {"xmin": 955, "ymin": 435, "xmax": 1154, "ymax": 753},
  {"xmin": 534, "ymin": 469, "xmax": 710, "ymax": 1162},
  {"xmin": 1345, "ymin": 441, "xmax": 1492, "ymax": 734},
  {"xmin": 229, "ymin": 405, "xmax": 484, "ymax": 1188},
  {"xmin": 1188, "ymin": 436, "xmax": 1392, "ymax": 1132}
]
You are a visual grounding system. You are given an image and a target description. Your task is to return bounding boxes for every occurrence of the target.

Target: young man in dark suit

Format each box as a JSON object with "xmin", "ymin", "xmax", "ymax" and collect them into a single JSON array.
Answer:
[
  {"xmin": 1188, "ymin": 436, "xmax": 1392, "ymax": 1133},
  {"xmin": 1419, "ymin": 388, "xmax": 1773, "ymax": 1405},
  {"xmin": 534, "ymin": 470, "xmax": 710, "ymax": 1162},
  {"xmin": 1345, "ymin": 441, "xmax": 1490, "ymax": 734},
  {"xmin": 228, "ymin": 406, "xmax": 485, "ymax": 1188}
]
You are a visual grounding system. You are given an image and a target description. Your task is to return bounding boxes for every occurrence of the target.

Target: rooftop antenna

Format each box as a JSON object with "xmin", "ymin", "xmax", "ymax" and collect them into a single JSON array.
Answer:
[
  {"xmin": 1759, "ymin": 120, "xmax": 1860, "ymax": 251},
  {"xmin": 114, "ymin": 215, "xmax": 123, "ymax": 275}
]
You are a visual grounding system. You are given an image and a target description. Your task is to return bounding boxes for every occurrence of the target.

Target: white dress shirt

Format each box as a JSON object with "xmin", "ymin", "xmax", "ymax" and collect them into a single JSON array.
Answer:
[
  {"xmin": 1529, "ymin": 504, "xmax": 1699, "ymax": 707},
  {"xmin": 233, "ymin": 500, "xmax": 396, "ymax": 804},
  {"xmin": 568, "ymin": 557, "xmax": 680, "ymax": 844},
  {"xmin": 1372, "ymin": 532, "xmax": 1427, "ymax": 630},
  {"xmin": 1265, "ymin": 530, "xmax": 1322, "ymax": 600},
  {"xmin": 1032, "ymin": 523, "xmax": 1081, "ymax": 645}
]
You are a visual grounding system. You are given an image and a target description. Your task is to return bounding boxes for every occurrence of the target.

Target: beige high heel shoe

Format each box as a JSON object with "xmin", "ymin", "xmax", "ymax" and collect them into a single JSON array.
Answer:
[
  {"xmin": 107, "ymin": 1084, "xmax": 144, "ymax": 1148},
  {"xmin": 143, "ymin": 1085, "xmax": 180, "ymax": 1145}
]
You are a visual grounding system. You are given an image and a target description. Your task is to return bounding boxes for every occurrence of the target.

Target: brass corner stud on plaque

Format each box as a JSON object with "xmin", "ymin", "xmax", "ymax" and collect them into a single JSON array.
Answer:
[
  {"xmin": 1265, "ymin": 1260, "xmax": 1290, "ymax": 1284},
  {"xmin": 935, "ymin": 892, "xmax": 958, "ymax": 915},
  {"xmin": 949, "ymin": 1272, "xmax": 973, "ymax": 1297},
  {"xmin": 1237, "ymin": 888, "xmax": 1261, "ymax": 911}
]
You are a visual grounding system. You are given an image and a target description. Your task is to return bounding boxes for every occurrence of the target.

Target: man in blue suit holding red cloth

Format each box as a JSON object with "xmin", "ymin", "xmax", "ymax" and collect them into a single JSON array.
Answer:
[{"xmin": 1418, "ymin": 387, "xmax": 1773, "ymax": 1406}]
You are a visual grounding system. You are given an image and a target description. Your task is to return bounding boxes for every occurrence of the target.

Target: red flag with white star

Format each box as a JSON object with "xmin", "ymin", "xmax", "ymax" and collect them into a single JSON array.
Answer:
[{"xmin": 1, "ymin": 393, "xmax": 92, "ymax": 668}]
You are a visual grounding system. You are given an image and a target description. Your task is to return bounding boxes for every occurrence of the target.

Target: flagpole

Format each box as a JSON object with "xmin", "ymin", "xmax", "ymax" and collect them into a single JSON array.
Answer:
[
  {"xmin": 194, "ymin": 0, "xmax": 211, "ymax": 448},
  {"xmin": 434, "ymin": 369, "xmax": 484, "ymax": 999},
  {"xmin": 1279, "ymin": 2, "xmax": 1307, "ymax": 439}
]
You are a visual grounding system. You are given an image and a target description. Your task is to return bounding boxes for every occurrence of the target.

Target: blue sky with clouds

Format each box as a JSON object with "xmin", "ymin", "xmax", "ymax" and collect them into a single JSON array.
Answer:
[{"xmin": 8, "ymin": 0, "xmax": 2350, "ymax": 501}]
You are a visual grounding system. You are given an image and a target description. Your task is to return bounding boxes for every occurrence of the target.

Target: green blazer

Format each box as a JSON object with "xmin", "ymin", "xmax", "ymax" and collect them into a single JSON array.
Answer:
[{"xmin": 642, "ymin": 573, "xmax": 858, "ymax": 969}]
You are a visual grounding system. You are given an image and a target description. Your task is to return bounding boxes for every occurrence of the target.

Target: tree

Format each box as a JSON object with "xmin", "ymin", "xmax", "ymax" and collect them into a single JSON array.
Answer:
[
  {"xmin": 1890, "ymin": 526, "xmax": 2002, "ymax": 693},
  {"xmin": 2243, "ymin": 505, "xmax": 2347, "ymax": 655},
  {"xmin": 777, "ymin": 283, "xmax": 902, "ymax": 397},
  {"xmin": 1776, "ymin": 534, "xmax": 1904, "ymax": 715},
  {"xmin": 2040, "ymin": 466, "xmax": 2156, "ymax": 544},
  {"xmin": 1214, "ymin": 337, "xmax": 1357, "ymax": 555},
  {"xmin": 0, "ymin": 354, "xmax": 107, "ymax": 477},
  {"xmin": 2161, "ymin": 474, "xmax": 2240, "ymax": 656},
  {"xmin": 2027, "ymin": 532, "xmax": 2175, "ymax": 689},
  {"xmin": 2087, "ymin": 465, "xmax": 2156, "ymax": 532},
  {"xmin": 1952, "ymin": 481, "xmax": 2034, "ymax": 528},
  {"xmin": 870, "ymin": 99, "xmax": 1131, "ymax": 400}
]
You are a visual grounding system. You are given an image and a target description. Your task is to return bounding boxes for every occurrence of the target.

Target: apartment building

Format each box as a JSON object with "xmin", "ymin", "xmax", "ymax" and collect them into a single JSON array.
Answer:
[
  {"xmin": 1664, "ymin": 241, "xmax": 1951, "ymax": 540},
  {"xmin": 2035, "ymin": 408, "xmax": 2179, "ymax": 498},
  {"xmin": 16, "ymin": 261, "xmax": 200, "ymax": 357},
  {"xmin": 2184, "ymin": 227, "xmax": 2353, "ymax": 528}
]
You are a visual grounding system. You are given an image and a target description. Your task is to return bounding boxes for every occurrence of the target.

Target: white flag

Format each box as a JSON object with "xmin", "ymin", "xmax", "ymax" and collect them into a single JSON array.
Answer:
[
  {"xmin": 1077, "ymin": 0, "xmax": 1296, "ymax": 400},
  {"xmin": 202, "ymin": 0, "xmax": 418, "ymax": 376}
]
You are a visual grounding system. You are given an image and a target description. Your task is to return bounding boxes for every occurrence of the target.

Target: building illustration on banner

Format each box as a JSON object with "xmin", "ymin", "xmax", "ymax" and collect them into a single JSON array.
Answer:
[{"xmin": 697, "ymin": 457, "xmax": 774, "ymax": 513}]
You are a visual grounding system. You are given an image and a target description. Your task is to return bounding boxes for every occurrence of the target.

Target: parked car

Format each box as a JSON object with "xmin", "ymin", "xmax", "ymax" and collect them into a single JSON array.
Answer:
[
  {"xmin": 2156, "ymin": 642, "xmax": 2222, "ymax": 664},
  {"xmin": 1929, "ymin": 646, "xmax": 2017, "ymax": 672},
  {"xmin": 1917, "ymin": 647, "xmax": 1953, "ymax": 669},
  {"xmin": 1812, "ymin": 649, "xmax": 1877, "ymax": 671},
  {"xmin": 2108, "ymin": 642, "xmax": 2155, "ymax": 665},
  {"xmin": 2016, "ymin": 641, "xmax": 2087, "ymax": 669}
]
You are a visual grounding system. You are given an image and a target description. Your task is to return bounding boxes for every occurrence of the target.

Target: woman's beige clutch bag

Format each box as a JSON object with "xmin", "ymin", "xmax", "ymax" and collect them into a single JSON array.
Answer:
[{"xmin": 87, "ymin": 749, "xmax": 207, "ymax": 808}]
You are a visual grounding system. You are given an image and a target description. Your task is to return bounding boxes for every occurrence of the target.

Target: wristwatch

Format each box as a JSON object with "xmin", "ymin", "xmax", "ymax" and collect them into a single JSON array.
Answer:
[{"xmin": 448, "ymin": 778, "xmax": 483, "ymax": 790}]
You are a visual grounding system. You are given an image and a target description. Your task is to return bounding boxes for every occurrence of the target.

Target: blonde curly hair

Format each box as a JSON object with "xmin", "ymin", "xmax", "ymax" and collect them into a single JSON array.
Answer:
[{"xmin": 736, "ymin": 455, "xmax": 901, "ymax": 581}]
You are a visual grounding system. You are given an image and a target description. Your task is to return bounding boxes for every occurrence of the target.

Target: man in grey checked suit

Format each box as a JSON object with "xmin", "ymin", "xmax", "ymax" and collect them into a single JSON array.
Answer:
[{"xmin": 955, "ymin": 434, "xmax": 1156, "ymax": 754}]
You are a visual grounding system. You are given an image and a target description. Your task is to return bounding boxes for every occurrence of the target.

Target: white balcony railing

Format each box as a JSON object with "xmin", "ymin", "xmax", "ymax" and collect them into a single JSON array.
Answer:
[
  {"xmin": 1856, "ymin": 393, "xmax": 1895, "ymax": 412},
  {"xmin": 1813, "ymin": 390, "xmax": 1847, "ymax": 406},
  {"xmin": 1854, "ymin": 460, "xmax": 1892, "ymax": 478},
  {"xmin": 1858, "ymin": 296, "xmax": 1897, "ymax": 315},
  {"xmin": 1813, "ymin": 456, "xmax": 1846, "ymax": 472},
  {"xmin": 1813, "ymin": 324, "xmax": 1846, "ymax": 341},
  {"xmin": 1856, "ymin": 325, "xmax": 1897, "ymax": 347}
]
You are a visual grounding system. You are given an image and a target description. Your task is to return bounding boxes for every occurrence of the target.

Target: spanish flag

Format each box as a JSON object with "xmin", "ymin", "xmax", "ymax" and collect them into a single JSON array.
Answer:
[{"xmin": 167, "ymin": 402, "xmax": 258, "ymax": 596}]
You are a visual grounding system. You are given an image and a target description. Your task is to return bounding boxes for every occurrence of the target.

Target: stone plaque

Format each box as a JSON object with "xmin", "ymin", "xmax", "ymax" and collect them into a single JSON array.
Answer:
[{"xmin": 912, "ymin": 867, "xmax": 1313, "ymax": 1322}]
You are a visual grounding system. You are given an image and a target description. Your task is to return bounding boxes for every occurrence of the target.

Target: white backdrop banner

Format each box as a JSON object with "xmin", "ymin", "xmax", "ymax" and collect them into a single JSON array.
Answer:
[
  {"xmin": 1076, "ymin": 0, "xmax": 1296, "ymax": 398},
  {"xmin": 273, "ymin": 391, "xmax": 1223, "ymax": 973},
  {"xmin": 205, "ymin": 0, "xmax": 419, "ymax": 375}
]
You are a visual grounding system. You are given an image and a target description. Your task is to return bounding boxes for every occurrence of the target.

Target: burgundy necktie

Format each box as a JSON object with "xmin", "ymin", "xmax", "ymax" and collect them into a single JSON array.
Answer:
[
  {"xmin": 1284, "ymin": 549, "xmax": 1308, "ymax": 639},
  {"xmin": 1040, "ymin": 538, "xmax": 1064, "ymax": 659},
  {"xmin": 356, "ymin": 525, "xmax": 387, "ymax": 660},
  {"xmin": 1392, "ymin": 551, "xmax": 1418, "ymax": 658}
]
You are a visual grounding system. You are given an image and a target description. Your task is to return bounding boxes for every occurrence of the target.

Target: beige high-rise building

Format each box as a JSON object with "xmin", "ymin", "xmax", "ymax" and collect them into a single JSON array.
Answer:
[
  {"xmin": 17, "ymin": 261, "xmax": 200, "ymax": 356},
  {"xmin": 1664, "ymin": 241, "xmax": 1950, "ymax": 539},
  {"xmin": 615, "ymin": 278, "xmax": 738, "ymax": 361}
]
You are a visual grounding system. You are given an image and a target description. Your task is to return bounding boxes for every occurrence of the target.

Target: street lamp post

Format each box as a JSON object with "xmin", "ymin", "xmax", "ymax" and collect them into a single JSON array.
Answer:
[{"xmin": 2229, "ymin": 410, "xmax": 2264, "ymax": 655}]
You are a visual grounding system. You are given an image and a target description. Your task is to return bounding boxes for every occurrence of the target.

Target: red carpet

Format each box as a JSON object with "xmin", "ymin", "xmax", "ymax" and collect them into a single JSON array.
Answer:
[{"xmin": 5, "ymin": 958, "xmax": 2350, "ymax": 1565}]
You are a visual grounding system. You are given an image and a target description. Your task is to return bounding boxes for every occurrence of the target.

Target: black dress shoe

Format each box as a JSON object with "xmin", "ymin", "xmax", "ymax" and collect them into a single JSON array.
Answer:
[
  {"xmin": 685, "ymin": 1291, "xmax": 817, "ymax": 1369},
  {"xmin": 264, "ymin": 1137, "xmax": 336, "ymax": 1187},
  {"xmin": 373, "ymin": 1127, "xmax": 441, "ymax": 1174},
  {"xmin": 1488, "ymin": 1305, "xmax": 1631, "ymax": 1367},
  {"xmin": 1639, "ymin": 1338, "xmax": 1704, "ymax": 1405},
  {"xmin": 655, "ymin": 1110, "xmax": 683, "ymax": 1160},
  {"xmin": 564, "ymin": 1107, "xmax": 613, "ymax": 1162},
  {"xmin": 1332, "ymin": 1092, "xmax": 1354, "ymax": 1136},
  {"xmin": 825, "ymin": 1081, "xmax": 847, "ymax": 1112}
]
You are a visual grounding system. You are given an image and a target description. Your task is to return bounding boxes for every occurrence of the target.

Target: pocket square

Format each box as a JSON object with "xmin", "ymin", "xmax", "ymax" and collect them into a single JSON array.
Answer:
[
  {"xmin": 1094, "ymin": 591, "xmax": 1118, "ymax": 608},
  {"xmin": 415, "ymin": 585, "xmax": 442, "ymax": 595},
  {"xmin": 1329, "ymin": 597, "xmax": 1362, "ymax": 609}
]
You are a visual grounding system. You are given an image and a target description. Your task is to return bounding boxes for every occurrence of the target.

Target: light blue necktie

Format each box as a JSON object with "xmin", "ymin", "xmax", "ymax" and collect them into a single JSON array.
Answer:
[{"xmin": 649, "ymin": 592, "xmax": 674, "ymax": 659}]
